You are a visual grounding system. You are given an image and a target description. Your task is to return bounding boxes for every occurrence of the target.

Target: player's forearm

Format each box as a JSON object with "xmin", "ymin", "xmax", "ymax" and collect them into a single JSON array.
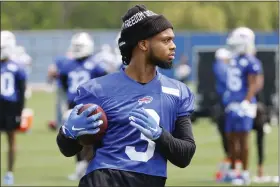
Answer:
[
  {"xmin": 245, "ymin": 74, "xmax": 263, "ymax": 101},
  {"xmin": 56, "ymin": 128, "xmax": 83, "ymax": 157},
  {"xmin": 155, "ymin": 117, "xmax": 196, "ymax": 168},
  {"xmin": 59, "ymin": 74, "xmax": 68, "ymax": 92}
]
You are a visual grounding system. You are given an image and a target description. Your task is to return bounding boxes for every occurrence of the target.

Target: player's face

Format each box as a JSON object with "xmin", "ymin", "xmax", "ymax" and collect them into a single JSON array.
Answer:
[{"xmin": 147, "ymin": 28, "xmax": 176, "ymax": 69}]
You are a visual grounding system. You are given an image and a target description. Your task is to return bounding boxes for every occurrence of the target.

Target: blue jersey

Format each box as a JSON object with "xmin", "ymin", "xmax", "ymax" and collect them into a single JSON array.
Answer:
[
  {"xmin": 60, "ymin": 56, "xmax": 107, "ymax": 102},
  {"xmin": 0, "ymin": 61, "xmax": 26, "ymax": 102},
  {"xmin": 225, "ymin": 55, "xmax": 262, "ymax": 105},
  {"xmin": 55, "ymin": 56, "xmax": 70, "ymax": 88},
  {"xmin": 213, "ymin": 60, "xmax": 228, "ymax": 96},
  {"xmin": 74, "ymin": 68, "xmax": 195, "ymax": 177}
]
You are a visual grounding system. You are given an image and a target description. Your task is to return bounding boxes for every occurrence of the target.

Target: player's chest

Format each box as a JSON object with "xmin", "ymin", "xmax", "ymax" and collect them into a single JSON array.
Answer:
[{"xmin": 101, "ymin": 93, "xmax": 178, "ymax": 129}]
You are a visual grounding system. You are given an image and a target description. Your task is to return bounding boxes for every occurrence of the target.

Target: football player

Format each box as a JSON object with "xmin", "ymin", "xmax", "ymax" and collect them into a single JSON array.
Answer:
[
  {"xmin": 47, "ymin": 52, "xmax": 72, "ymax": 131},
  {"xmin": 56, "ymin": 5, "xmax": 196, "ymax": 187},
  {"xmin": 0, "ymin": 32, "xmax": 27, "ymax": 185},
  {"xmin": 59, "ymin": 32, "xmax": 108, "ymax": 181},
  {"xmin": 1, "ymin": 31, "xmax": 33, "ymax": 99},
  {"xmin": 224, "ymin": 27, "xmax": 264, "ymax": 185},
  {"xmin": 212, "ymin": 48, "xmax": 232, "ymax": 180}
]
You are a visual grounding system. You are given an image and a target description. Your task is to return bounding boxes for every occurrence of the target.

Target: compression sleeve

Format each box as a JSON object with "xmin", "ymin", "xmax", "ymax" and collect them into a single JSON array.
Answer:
[
  {"xmin": 56, "ymin": 127, "xmax": 83, "ymax": 157},
  {"xmin": 155, "ymin": 116, "xmax": 196, "ymax": 168}
]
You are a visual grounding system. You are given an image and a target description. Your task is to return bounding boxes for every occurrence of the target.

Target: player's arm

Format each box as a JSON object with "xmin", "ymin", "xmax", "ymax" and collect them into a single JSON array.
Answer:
[
  {"xmin": 16, "ymin": 67, "xmax": 27, "ymax": 115},
  {"xmin": 59, "ymin": 73, "xmax": 68, "ymax": 92},
  {"xmin": 56, "ymin": 128, "xmax": 83, "ymax": 157},
  {"xmin": 47, "ymin": 64, "xmax": 58, "ymax": 83},
  {"xmin": 213, "ymin": 62, "xmax": 226, "ymax": 85},
  {"xmin": 155, "ymin": 115, "xmax": 196, "ymax": 168},
  {"xmin": 56, "ymin": 83, "xmax": 101, "ymax": 157},
  {"xmin": 244, "ymin": 61, "xmax": 264, "ymax": 101}
]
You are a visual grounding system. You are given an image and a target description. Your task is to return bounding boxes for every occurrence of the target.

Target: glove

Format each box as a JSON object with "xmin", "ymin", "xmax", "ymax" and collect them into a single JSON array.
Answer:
[
  {"xmin": 237, "ymin": 100, "xmax": 251, "ymax": 117},
  {"xmin": 129, "ymin": 108, "xmax": 162, "ymax": 140},
  {"xmin": 61, "ymin": 104, "xmax": 103, "ymax": 139}
]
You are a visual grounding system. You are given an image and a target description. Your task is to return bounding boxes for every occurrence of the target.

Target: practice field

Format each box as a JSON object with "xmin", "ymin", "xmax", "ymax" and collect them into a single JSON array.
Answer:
[{"xmin": 1, "ymin": 91, "xmax": 278, "ymax": 186}]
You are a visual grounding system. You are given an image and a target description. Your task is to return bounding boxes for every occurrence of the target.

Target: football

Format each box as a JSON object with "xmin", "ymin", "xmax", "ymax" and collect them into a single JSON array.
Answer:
[{"xmin": 77, "ymin": 103, "xmax": 108, "ymax": 146}]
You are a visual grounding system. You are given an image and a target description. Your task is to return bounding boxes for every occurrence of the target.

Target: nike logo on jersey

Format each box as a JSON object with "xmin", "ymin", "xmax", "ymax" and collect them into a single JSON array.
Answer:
[{"xmin": 72, "ymin": 126, "xmax": 85, "ymax": 131}]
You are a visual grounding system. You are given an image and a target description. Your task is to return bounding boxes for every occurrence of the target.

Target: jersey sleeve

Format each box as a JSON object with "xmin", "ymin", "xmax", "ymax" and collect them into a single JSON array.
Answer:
[
  {"xmin": 16, "ymin": 65, "xmax": 27, "ymax": 81},
  {"xmin": 92, "ymin": 64, "xmax": 108, "ymax": 78},
  {"xmin": 177, "ymin": 85, "xmax": 195, "ymax": 117},
  {"xmin": 74, "ymin": 80, "xmax": 101, "ymax": 106},
  {"xmin": 247, "ymin": 58, "xmax": 263, "ymax": 75}
]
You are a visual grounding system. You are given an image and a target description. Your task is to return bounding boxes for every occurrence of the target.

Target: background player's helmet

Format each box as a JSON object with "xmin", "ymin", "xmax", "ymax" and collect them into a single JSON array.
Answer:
[
  {"xmin": 1, "ymin": 30, "xmax": 16, "ymax": 49},
  {"xmin": 69, "ymin": 32, "xmax": 94, "ymax": 59},
  {"xmin": 1, "ymin": 33, "xmax": 13, "ymax": 60},
  {"xmin": 226, "ymin": 27, "xmax": 256, "ymax": 56},
  {"xmin": 215, "ymin": 48, "xmax": 231, "ymax": 60}
]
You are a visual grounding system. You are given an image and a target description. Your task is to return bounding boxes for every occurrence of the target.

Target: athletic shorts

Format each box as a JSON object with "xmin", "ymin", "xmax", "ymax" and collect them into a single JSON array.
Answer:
[
  {"xmin": 0, "ymin": 99, "xmax": 22, "ymax": 131},
  {"xmin": 225, "ymin": 111, "xmax": 254, "ymax": 133},
  {"xmin": 79, "ymin": 168, "xmax": 166, "ymax": 187}
]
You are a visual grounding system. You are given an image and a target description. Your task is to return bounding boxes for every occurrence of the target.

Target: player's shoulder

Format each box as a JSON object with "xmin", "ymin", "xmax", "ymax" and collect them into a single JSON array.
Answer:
[
  {"xmin": 79, "ymin": 71, "xmax": 123, "ymax": 97},
  {"xmin": 159, "ymin": 73, "xmax": 193, "ymax": 98},
  {"xmin": 239, "ymin": 54, "xmax": 260, "ymax": 66},
  {"xmin": 55, "ymin": 55, "xmax": 69, "ymax": 64},
  {"xmin": 61, "ymin": 58, "xmax": 78, "ymax": 71},
  {"xmin": 5, "ymin": 60, "xmax": 24, "ymax": 72}
]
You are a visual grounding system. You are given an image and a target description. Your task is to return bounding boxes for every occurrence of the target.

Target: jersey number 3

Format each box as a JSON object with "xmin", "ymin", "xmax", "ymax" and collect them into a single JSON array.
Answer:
[{"xmin": 125, "ymin": 109, "xmax": 160, "ymax": 162}]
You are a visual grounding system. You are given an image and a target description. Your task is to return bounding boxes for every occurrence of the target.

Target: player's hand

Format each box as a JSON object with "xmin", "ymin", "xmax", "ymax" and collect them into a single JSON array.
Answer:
[
  {"xmin": 237, "ymin": 100, "xmax": 251, "ymax": 117},
  {"xmin": 61, "ymin": 104, "xmax": 103, "ymax": 139},
  {"xmin": 129, "ymin": 108, "xmax": 162, "ymax": 140}
]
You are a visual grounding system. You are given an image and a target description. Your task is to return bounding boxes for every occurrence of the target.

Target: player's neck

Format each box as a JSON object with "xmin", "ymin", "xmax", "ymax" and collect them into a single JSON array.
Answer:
[{"xmin": 125, "ymin": 60, "xmax": 157, "ymax": 84}]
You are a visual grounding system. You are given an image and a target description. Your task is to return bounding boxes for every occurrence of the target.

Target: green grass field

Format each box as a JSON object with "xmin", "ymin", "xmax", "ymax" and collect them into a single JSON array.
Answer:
[{"xmin": 1, "ymin": 91, "xmax": 278, "ymax": 186}]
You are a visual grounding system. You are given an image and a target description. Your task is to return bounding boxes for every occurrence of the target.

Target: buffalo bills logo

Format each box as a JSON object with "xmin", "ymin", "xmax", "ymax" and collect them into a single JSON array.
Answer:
[{"xmin": 138, "ymin": 96, "xmax": 153, "ymax": 105}]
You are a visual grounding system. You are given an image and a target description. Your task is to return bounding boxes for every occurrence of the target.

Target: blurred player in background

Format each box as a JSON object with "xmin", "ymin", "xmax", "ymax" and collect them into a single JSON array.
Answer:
[
  {"xmin": 59, "ymin": 32, "xmax": 108, "ymax": 181},
  {"xmin": 93, "ymin": 44, "xmax": 121, "ymax": 73},
  {"xmin": 0, "ymin": 32, "xmax": 27, "ymax": 185},
  {"xmin": 174, "ymin": 55, "xmax": 191, "ymax": 83},
  {"xmin": 212, "ymin": 48, "xmax": 232, "ymax": 180},
  {"xmin": 1, "ymin": 31, "xmax": 33, "ymax": 99},
  {"xmin": 57, "ymin": 5, "xmax": 196, "ymax": 187},
  {"xmin": 47, "ymin": 52, "xmax": 72, "ymax": 130},
  {"xmin": 224, "ymin": 27, "xmax": 264, "ymax": 185}
]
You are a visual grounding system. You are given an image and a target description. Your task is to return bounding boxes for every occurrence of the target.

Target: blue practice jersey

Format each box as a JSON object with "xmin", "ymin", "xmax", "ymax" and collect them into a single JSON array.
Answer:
[
  {"xmin": 213, "ymin": 60, "xmax": 228, "ymax": 97},
  {"xmin": 55, "ymin": 56, "xmax": 71, "ymax": 88},
  {"xmin": 0, "ymin": 60, "xmax": 26, "ymax": 102},
  {"xmin": 224, "ymin": 54, "xmax": 262, "ymax": 105},
  {"xmin": 60, "ymin": 56, "xmax": 107, "ymax": 102},
  {"xmin": 74, "ymin": 68, "xmax": 195, "ymax": 177}
]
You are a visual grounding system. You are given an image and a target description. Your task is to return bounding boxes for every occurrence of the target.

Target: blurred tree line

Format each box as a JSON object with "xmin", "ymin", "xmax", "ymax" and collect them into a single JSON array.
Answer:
[{"xmin": 1, "ymin": 2, "xmax": 278, "ymax": 31}]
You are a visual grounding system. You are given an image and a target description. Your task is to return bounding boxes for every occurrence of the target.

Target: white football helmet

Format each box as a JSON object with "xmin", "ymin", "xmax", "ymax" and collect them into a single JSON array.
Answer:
[
  {"xmin": 226, "ymin": 27, "xmax": 256, "ymax": 55},
  {"xmin": 1, "ymin": 33, "xmax": 13, "ymax": 60},
  {"xmin": 1, "ymin": 30, "xmax": 16, "ymax": 48},
  {"xmin": 69, "ymin": 32, "xmax": 94, "ymax": 59}
]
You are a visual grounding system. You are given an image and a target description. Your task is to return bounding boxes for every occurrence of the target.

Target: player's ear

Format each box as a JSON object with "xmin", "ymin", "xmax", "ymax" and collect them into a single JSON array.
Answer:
[{"xmin": 138, "ymin": 40, "xmax": 148, "ymax": 51}]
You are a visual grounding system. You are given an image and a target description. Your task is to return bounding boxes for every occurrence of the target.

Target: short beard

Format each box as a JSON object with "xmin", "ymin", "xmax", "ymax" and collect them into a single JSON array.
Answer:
[{"xmin": 148, "ymin": 50, "xmax": 173, "ymax": 69}]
